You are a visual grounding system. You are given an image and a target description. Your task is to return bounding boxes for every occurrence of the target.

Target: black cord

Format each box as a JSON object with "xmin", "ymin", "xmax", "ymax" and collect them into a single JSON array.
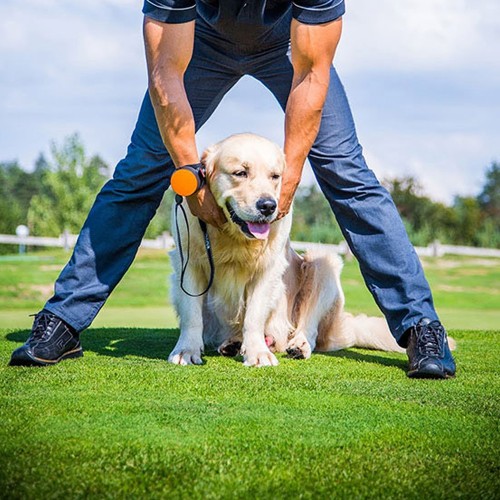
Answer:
[{"xmin": 174, "ymin": 195, "xmax": 215, "ymax": 297}]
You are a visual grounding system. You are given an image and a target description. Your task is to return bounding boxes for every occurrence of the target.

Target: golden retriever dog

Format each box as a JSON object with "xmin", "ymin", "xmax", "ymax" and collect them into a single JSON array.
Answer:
[{"xmin": 168, "ymin": 133, "xmax": 407, "ymax": 367}]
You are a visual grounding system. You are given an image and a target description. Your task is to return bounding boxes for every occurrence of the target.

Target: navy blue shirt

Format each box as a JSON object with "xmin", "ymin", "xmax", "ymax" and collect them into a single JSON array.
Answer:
[{"xmin": 143, "ymin": 0, "xmax": 345, "ymax": 26}]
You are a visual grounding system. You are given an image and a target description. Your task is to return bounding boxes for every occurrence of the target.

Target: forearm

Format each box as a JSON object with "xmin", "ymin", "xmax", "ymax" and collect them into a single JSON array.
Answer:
[
  {"xmin": 149, "ymin": 73, "xmax": 198, "ymax": 167},
  {"xmin": 143, "ymin": 17, "xmax": 198, "ymax": 168},
  {"xmin": 284, "ymin": 68, "xmax": 330, "ymax": 183},
  {"xmin": 283, "ymin": 18, "xmax": 342, "ymax": 185},
  {"xmin": 143, "ymin": 17, "xmax": 225, "ymax": 227}
]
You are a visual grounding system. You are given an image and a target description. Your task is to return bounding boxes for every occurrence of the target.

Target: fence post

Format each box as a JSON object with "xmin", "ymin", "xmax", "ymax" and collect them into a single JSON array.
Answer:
[
  {"xmin": 430, "ymin": 240, "xmax": 443, "ymax": 258},
  {"xmin": 15, "ymin": 225, "xmax": 29, "ymax": 254},
  {"xmin": 161, "ymin": 232, "xmax": 169, "ymax": 250},
  {"xmin": 62, "ymin": 230, "xmax": 70, "ymax": 251}
]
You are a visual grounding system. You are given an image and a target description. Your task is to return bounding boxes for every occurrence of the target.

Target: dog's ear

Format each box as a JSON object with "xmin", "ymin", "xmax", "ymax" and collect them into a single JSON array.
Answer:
[{"xmin": 201, "ymin": 144, "xmax": 219, "ymax": 175}]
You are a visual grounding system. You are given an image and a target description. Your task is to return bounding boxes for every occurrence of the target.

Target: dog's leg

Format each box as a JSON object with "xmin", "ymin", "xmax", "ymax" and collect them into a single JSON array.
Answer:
[
  {"xmin": 265, "ymin": 293, "xmax": 293, "ymax": 353},
  {"xmin": 287, "ymin": 252, "xmax": 345, "ymax": 359},
  {"xmin": 169, "ymin": 293, "xmax": 205, "ymax": 365},
  {"xmin": 240, "ymin": 270, "xmax": 287, "ymax": 367},
  {"xmin": 168, "ymin": 250, "xmax": 205, "ymax": 365}
]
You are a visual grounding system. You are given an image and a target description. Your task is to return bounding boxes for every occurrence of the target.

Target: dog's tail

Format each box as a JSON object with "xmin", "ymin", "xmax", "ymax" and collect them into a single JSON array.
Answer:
[
  {"xmin": 337, "ymin": 312, "xmax": 406, "ymax": 353},
  {"xmin": 318, "ymin": 312, "xmax": 456, "ymax": 354}
]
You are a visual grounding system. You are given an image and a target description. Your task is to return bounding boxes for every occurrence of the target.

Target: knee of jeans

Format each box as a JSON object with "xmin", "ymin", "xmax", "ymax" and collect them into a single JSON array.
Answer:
[
  {"xmin": 309, "ymin": 140, "xmax": 370, "ymax": 178},
  {"xmin": 310, "ymin": 128, "xmax": 362, "ymax": 162},
  {"xmin": 102, "ymin": 176, "xmax": 168, "ymax": 205},
  {"xmin": 96, "ymin": 173, "xmax": 168, "ymax": 211},
  {"xmin": 105, "ymin": 147, "xmax": 171, "ymax": 200},
  {"xmin": 309, "ymin": 149, "xmax": 390, "ymax": 204}
]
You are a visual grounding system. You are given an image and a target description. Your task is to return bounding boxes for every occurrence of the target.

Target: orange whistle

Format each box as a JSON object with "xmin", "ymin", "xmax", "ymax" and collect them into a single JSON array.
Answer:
[{"xmin": 171, "ymin": 164, "xmax": 205, "ymax": 197}]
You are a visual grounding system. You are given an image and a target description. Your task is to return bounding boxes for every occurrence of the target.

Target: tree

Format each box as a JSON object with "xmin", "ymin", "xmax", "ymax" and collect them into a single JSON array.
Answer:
[
  {"xmin": 453, "ymin": 196, "xmax": 483, "ymax": 246},
  {"xmin": 144, "ymin": 188, "xmax": 175, "ymax": 239},
  {"xmin": 27, "ymin": 134, "xmax": 109, "ymax": 236},
  {"xmin": 474, "ymin": 161, "xmax": 500, "ymax": 248},
  {"xmin": 477, "ymin": 161, "xmax": 500, "ymax": 220},
  {"xmin": 291, "ymin": 185, "xmax": 343, "ymax": 244},
  {"xmin": 383, "ymin": 176, "xmax": 457, "ymax": 246},
  {"xmin": 0, "ymin": 161, "xmax": 42, "ymax": 232}
]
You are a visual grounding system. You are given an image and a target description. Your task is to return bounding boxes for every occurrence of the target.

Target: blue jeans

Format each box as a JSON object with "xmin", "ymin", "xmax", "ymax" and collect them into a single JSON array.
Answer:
[{"xmin": 44, "ymin": 28, "xmax": 438, "ymax": 345}]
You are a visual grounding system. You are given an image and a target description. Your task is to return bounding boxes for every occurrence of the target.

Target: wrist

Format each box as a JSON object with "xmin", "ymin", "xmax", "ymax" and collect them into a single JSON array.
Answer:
[
  {"xmin": 176, "ymin": 162, "xmax": 202, "ymax": 170},
  {"xmin": 283, "ymin": 167, "xmax": 302, "ymax": 186},
  {"xmin": 171, "ymin": 163, "xmax": 206, "ymax": 197}
]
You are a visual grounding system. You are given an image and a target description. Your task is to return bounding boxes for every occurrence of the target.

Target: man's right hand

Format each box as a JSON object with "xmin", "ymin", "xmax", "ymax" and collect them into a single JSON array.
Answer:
[{"xmin": 186, "ymin": 185, "xmax": 227, "ymax": 229}]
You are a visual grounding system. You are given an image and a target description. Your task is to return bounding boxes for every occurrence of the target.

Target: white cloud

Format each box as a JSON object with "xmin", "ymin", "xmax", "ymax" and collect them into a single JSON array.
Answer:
[
  {"xmin": 338, "ymin": 0, "xmax": 500, "ymax": 74},
  {"xmin": 0, "ymin": 0, "xmax": 498, "ymax": 207},
  {"xmin": 360, "ymin": 128, "xmax": 495, "ymax": 202},
  {"xmin": 0, "ymin": 0, "xmax": 145, "ymax": 168},
  {"xmin": 0, "ymin": 1, "xmax": 143, "ymax": 75}
]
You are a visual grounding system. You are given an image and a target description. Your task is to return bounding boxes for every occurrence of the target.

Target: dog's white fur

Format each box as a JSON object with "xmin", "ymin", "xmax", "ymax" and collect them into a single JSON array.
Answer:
[{"xmin": 168, "ymin": 133, "xmax": 407, "ymax": 367}]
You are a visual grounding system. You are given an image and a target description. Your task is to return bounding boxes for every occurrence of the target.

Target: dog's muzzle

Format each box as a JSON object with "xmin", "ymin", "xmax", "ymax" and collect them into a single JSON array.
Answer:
[{"xmin": 226, "ymin": 202, "xmax": 274, "ymax": 240}]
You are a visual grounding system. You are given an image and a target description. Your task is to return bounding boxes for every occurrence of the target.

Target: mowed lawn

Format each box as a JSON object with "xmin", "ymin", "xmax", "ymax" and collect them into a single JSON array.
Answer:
[
  {"xmin": 0, "ymin": 249, "xmax": 499, "ymax": 498},
  {"xmin": 1, "ymin": 249, "xmax": 499, "ymax": 330}
]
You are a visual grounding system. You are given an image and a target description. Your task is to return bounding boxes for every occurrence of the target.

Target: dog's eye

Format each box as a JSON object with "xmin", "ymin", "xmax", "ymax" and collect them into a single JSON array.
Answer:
[
  {"xmin": 233, "ymin": 171, "xmax": 248, "ymax": 178},
  {"xmin": 271, "ymin": 174, "xmax": 281, "ymax": 180}
]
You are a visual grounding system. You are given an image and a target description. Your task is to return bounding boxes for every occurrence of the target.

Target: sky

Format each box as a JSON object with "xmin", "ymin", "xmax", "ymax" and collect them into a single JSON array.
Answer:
[{"xmin": 1, "ymin": 0, "xmax": 499, "ymax": 203}]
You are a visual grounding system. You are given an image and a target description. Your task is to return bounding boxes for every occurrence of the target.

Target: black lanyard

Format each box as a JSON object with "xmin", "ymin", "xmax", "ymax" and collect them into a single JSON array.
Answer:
[{"xmin": 174, "ymin": 195, "xmax": 215, "ymax": 297}]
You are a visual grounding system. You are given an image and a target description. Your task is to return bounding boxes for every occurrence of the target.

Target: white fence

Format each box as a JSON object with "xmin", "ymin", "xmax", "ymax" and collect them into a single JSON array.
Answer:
[
  {"xmin": 1, "ymin": 232, "xmax": 499, "ymax": 258},
  {"xmin": 0, "ymin": 231, "xmax": 174, "ymax": 252}
]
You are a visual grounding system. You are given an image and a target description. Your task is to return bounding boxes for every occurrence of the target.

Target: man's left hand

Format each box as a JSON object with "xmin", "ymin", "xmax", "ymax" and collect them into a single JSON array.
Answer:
[
  {"xmin": 186, "ymin": 185, "xmax": 227, "ymax": 228},
  {"xmin": 276, "ymin": 170, "xmax": 301, "ymax": 220}
]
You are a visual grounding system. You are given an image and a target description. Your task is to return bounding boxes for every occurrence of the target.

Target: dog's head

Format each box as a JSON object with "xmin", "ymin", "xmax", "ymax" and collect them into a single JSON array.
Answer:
[{"xmin": 202, "ymin": 133, "xmax": 285, "ymax": 240}]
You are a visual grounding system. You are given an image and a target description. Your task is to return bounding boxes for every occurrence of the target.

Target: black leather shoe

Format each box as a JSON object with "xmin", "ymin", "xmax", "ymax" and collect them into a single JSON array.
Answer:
[
  {"xmin": 9, "ymin": 311, "xmax": 83, "ymax": 366},
  {"xmin": 406, "ymin": 318, "xmax": 455, "ymax": 379}
]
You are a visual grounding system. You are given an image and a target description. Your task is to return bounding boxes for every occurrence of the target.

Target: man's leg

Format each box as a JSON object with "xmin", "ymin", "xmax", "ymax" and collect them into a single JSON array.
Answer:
[
  {"xmin": 10, "ymin": 34, "xmax": 241, "ymax": 365},
  {"xmin": 253, "ymin": 52, "xmax": 455, "ymax": 377},
  {"xmin": 43, "ymin": 112, "xmax": 171, "ymax": 332},
  {"xmin": 47, "ymin": 80, "xmax": 240, "ymax": 329},
  {"xmin": 306, "ymin": 67, "xmax": 438, "ymax": 343}
]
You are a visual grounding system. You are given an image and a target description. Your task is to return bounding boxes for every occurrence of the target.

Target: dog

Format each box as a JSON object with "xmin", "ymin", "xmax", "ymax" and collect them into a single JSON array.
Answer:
[{"xmin": 168, "ymin": 133, "xmax": 412, "ymax": 367}]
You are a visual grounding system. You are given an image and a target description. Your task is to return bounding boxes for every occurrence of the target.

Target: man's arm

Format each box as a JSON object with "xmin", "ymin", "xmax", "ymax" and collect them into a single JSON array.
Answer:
[
  {"xmin": 278, "ymin": 17, "xmax": 342, "ymax": 218},
  {"xmin": 143, "ymin": 17, "xmax": 226, "ymax": 227}
]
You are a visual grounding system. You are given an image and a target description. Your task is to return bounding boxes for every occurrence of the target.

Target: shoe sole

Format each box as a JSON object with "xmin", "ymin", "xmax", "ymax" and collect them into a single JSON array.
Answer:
[
  {"xmin": 408, "ymin": 371, "xmax": 445, "ymax": 379},
  {"xmin": 407, "ymin": 367, "xmax": 456, "ymax": 379},
  {"xmin": 9, "ymin": 347, "xmax": 83, "ymax": 367}
]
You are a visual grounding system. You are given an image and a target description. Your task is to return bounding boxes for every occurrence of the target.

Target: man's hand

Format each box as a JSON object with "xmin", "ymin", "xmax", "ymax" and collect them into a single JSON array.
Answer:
[
  {"xmin": 186, "ymin": 185, "xmax": 227, "ymax": 228},
  {"xmin": 277, "ymin": 168, "xmax": 301, "ymax": 220}
]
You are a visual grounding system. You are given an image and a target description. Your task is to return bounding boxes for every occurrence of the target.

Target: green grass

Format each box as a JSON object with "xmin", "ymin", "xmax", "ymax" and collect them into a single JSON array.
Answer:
[
  {"xmin": 340, "ymin": 254, "xmax": 500, "ymax": 331},
  {"xmin": 0, "ymin": 250, "xmax": 173, "ymax": 311},
  {"xmin": 0, "ymin": 249, "xmax": 499, "ymax": 330},
  {"xmin": 0, "ymin": 250, "xmax": 499, "ymax": 497},
  {"xmin": 1, "ymin": 328, "xmax": 499, "ymax": 498}
]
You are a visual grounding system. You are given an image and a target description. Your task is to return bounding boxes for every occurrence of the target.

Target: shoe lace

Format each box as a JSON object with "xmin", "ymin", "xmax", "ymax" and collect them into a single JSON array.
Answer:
[
  {"xmin": 417, "ymin": 321, "xmax": 444, "ymax": 357},
  {"xmin": 29, "ymin": 312, "xmax": 57, "ymax": 341}
]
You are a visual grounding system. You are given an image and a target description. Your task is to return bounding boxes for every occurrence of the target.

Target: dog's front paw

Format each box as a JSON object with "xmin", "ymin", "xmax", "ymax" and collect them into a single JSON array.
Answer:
[
  {"xmin": 286, "ymin": 333, "xmax": 313, "ymax": 360},
  {"xmin": 242, "ymin": 347, "xmax": 279, "ymax": 367},
  {"xmin": 168, "ymin": 347, "xmax": 203, "ymax": 366}
]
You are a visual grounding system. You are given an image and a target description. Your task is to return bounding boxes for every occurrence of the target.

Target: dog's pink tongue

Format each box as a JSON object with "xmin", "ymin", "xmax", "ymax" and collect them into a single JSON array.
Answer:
[{"xmin": 247, "ymin": 222, "xmax": 271, "ymax": 239}]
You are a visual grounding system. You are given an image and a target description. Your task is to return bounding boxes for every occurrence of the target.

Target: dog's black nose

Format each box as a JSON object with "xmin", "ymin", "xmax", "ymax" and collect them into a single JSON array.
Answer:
[{"xmin": 256, "ymin": 197, "xmax": 277, "ymax": 216}]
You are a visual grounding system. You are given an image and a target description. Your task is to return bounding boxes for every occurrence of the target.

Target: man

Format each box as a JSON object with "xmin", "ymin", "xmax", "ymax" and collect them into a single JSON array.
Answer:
[{"xmin": 10, "ymin": 0, "xmax": 455, "ymax": 378}]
